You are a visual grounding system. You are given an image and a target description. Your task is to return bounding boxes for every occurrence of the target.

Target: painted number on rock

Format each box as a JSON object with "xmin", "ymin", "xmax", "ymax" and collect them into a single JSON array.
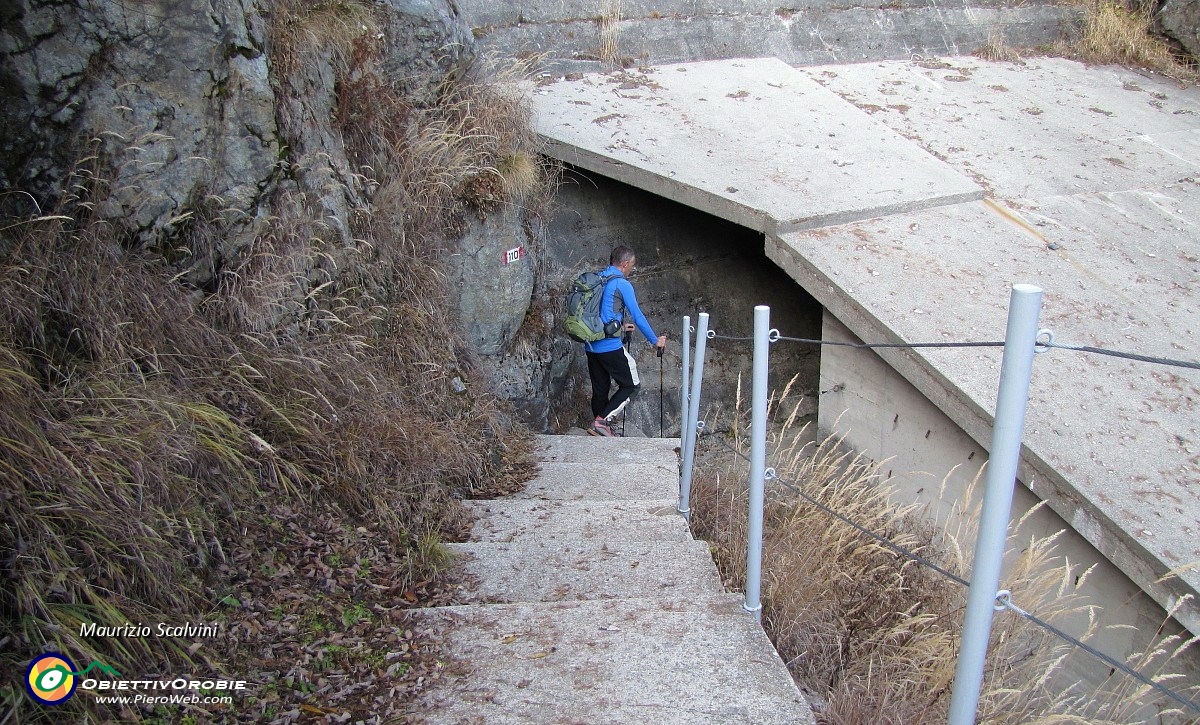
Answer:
[{"xmin": 503, "ymin": 246, "xmax": 525, "ymax": 265}]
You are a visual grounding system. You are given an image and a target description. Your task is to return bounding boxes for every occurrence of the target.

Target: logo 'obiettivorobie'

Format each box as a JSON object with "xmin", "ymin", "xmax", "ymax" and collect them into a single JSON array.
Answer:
[
  {"xmin": 26, "ymin": 652, "xmax": 249, "ymax": 707},
  {"xmin": 25, "ymin": 653, "xmax": 121, "ymax": 706}
]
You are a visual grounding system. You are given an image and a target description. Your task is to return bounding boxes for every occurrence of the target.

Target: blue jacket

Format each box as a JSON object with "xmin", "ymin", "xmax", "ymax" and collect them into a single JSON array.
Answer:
[{"xmin": 584, "ymin": 266, "xmax": 658, "ymax": 354}]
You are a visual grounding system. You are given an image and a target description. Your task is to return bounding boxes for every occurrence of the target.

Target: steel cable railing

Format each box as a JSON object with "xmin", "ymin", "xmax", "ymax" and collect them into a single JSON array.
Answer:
[
  {"xmin": 675, "ymin": 287, "xmax": 1200, "ymax": 722},
  {"xmin": 700, "ymin": 429, "xmax": 1200, "ymax": 716}
]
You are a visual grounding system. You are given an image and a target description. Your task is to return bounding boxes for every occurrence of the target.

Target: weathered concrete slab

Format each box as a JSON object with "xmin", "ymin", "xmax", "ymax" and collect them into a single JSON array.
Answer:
[
  {"xmin": 409, "ymin": 594, "xmax": 815, "ymax": 725},
  {"xmin": 519, "ymin": 461, "xmax": 679, "ymax": 500},
  {"xmin": 447, "ymin": 539, "xmax": 723, "ymax": 603},
  {"xmin": 531, "ymin": 57, "xmax": 983, "ymax": 235},
  {"xmin": 463, "ymin": 499, "xmax": 691, "ymax": 543},
  {"xmin": 800, "ymin": 56, "xmax": 1200, "ymax": 200},
  {"xmin": 766, "ymin": 56, "xmax": 1200, "ymax": 634}
]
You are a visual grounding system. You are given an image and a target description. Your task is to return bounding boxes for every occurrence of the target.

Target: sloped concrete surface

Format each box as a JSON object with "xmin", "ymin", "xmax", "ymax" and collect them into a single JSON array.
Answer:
[
  {"xmin": 413, "ymin": 435, "xmax": 813, "ymax": 723},
  {"xmin": 531, "ymin": 57, "xmax": 983, "ymax": 234}
]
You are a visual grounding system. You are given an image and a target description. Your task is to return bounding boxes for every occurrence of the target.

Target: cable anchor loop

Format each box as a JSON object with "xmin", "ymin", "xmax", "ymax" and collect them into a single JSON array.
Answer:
[
  {"xmin": 994, "ymin": 589, "xmax": 1012, "ymax": 612},
  {"xmin": 1035, "ymin": 329, "xmax": 1054, "ymax": 354}
]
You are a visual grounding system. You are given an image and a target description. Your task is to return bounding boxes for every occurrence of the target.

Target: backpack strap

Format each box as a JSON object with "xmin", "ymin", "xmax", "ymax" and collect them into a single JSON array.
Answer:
[{"xmin": 598, "ymin": 272, "xmax": 623, "ymax": 322}]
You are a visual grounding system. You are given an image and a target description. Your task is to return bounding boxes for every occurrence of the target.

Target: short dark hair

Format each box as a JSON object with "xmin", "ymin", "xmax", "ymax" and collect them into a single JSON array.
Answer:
[{"xmin": 610, "ymin": 245, "xmax": 635, "ymax": 266}]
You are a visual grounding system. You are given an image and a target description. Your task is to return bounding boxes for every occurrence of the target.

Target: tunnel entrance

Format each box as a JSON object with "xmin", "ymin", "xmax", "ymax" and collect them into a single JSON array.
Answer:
[{"xmin": 545, "ymin": 164, "xmax": 824, "ymax": 437}]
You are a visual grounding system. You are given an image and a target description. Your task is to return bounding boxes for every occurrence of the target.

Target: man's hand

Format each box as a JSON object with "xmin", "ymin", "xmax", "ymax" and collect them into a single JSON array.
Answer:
[{"xmin": 655, "ymin": 335, "xmax": 667, "ymax": 349}]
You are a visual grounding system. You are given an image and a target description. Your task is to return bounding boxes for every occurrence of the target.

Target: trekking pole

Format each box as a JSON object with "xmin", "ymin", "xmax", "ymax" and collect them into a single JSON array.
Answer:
[
  {"xmin": 658, "ymin": 345, "xmax": 664, "ymax": 438},
  {"xmin": 622, "ymin": 329, "xmax": 632, "ymax": 437}
]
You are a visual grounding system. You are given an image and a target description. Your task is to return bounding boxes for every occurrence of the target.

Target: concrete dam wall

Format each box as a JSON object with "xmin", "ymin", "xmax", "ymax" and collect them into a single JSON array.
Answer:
[{"xmin": 460, "ymin": 0, "xmax": 1081, "ymax": 73}]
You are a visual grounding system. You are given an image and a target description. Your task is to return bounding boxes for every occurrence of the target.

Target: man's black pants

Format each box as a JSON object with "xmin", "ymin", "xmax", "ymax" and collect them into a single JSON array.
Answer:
[{"xmin": 586, "ymin": 347, "xmax": 641, "ymax": 420}]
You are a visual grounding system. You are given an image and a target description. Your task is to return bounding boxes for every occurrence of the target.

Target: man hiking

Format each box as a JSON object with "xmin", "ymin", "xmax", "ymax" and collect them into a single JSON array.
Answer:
[{"xmin": 584, "ymin": 245, "xmax": 667, "ymax": 437}]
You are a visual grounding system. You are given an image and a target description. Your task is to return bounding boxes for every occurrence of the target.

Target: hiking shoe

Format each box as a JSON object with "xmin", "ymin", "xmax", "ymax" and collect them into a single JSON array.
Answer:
[{"xmin": 588, "ymin": 417, "xmax": 615, "ymax": 437}]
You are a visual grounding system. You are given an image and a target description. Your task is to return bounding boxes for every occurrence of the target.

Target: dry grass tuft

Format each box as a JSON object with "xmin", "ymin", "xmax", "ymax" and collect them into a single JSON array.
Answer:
[
  {"xmin": 976, "ymin": 30, "xmax": 1025, "ymax": 63},
  {"xmin": 497, "ymin": 151, "xmax": 542, "ymax": 203},
  {"xmin": 1060, "ymin": 0, "xmax": 1195, "ymax": 80},
  {"xmin": 599, "ymin": 0, "xmax": 623, "ymax": 68},
  {"xmin": 269, "ymin": 0, "xmax": 379, "ymax": 79},
  {"xmin": 334, "ymin": 49, "xmax": 551, "ymax": 241},
  {"xmin": 690, "ymin": 378, "xmax": 1200, "ymax": 723},
  {"xmin": 1080, "ymin": 1, "xmax": 1176, "ymax": 67}
]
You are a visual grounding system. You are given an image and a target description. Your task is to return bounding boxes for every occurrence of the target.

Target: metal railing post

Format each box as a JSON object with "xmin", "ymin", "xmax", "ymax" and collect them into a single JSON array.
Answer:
[
  {"xmin": 948, "ymin": 284, "xmax": 1044, "ymax": 725},
  {"xmin": 678, "ymin": 312, "xmax": 709, "ymax": 522},
  {"xmin": 680, "ymin": 316, "xmax": 691, "ymax": 441},
  {"xmin": 743, "ymin": 305, "xmax": 770, "ymax": 620}
]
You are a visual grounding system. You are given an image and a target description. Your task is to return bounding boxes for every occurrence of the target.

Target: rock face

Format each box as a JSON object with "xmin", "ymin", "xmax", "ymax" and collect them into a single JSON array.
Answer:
[
  {"xmin": 451, "ymin": 210, "xmax": 537, "ymax": 357},
  {"xmin": 0, "ymin": 0, "xmax": 563, "ymax": 422},
  {"xmin": 1, "ymin": 0, "xmax": 280, "ymax": 268},
  {"xmin": 1157, "ymin": 0, "xmax": 1200, "ymax": 58},
  {"xmin": 447, "ymin": 209, "xmax": 579, "ymax": 433},
  {"xmin": 378, "ymin": 0, "xmax": 475, "ymax": 105},
  {"xmin": 0, "ymin": 0, "xmax": 477, "ymax": 285}
]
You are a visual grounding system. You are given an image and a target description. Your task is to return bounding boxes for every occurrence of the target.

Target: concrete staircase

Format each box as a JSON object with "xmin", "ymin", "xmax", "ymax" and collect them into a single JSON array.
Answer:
[{"xmin": 410, "ymin": 434, "xmax": 815, "ymax": 724}]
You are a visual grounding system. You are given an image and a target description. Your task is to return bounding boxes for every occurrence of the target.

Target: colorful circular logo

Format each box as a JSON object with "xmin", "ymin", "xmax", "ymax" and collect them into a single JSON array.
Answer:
[{"xmin": 25, "ymin": 652, "xmax": 78, "ymax": 705}]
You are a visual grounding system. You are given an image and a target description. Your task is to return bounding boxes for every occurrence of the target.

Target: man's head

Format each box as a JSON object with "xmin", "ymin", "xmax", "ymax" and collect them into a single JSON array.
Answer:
[{"xmin": 610, "ymin": 245, "xmax": 636, "ymax": 275}]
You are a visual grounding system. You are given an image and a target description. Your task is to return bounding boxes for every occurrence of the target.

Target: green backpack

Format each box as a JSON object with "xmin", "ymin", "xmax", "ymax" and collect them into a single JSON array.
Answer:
[{"xmin": 562, "ymin": 271, "xmax": 622, "ymax": 343}]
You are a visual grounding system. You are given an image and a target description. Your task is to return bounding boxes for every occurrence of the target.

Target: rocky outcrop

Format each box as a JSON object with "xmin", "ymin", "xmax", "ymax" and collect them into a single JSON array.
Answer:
[
  {"xmin": 1157, "ymin": 0, "xmax": 1200, "ymax": 58},
  {"xmin": 450, "ymin": 210, "xmax": 537, "ymax": 357},
  {"xmin": 0, "ymin": 0, "xmax": 565, "ymax": 423},
  {"xmin": 0, "ymin": 0, "xmax": 477, "ymax": 287},
  {"xmin": 1, "ymin": 0, "xmax": 280, "ymax": 271}
]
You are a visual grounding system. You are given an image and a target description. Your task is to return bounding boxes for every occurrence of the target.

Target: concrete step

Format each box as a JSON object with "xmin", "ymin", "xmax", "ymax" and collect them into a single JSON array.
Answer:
[
  {"xmin": 462, "ymin": 499, "xmax": 689, "ymax": 544},
  {"xmin": 515, "ymin": 460, "xmax": 679, "ymax": 501},
  {"xmin": 523, "ymin": 434, "xmax": 680, "ymax": 502},
  {"xmin": 446, "ymin": 539, "xmax": 723, "ymax": 604},
  {"xmin": 409, "ymin": 593, "xmax": 815, "ymax": 725},
  {"xmin": 534, "ymin": 433, "xmax": 680, "ymax": 466}
]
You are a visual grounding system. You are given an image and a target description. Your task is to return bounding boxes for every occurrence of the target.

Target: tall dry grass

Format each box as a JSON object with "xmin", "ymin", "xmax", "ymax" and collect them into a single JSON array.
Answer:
[
  {"xmin": 1073, "ymin": 0, "xmax": 1180, "ymax": 71},
  {"xmin": 0, "ymin": 1, "xmax": 550, "ymax": 719},
  {"xmin": 690, "ymin": 377, "xmax": 1199, "ymax": 724},
  {"xmin": 335, "ymin": 45, "xmax": 551, "ymax": 243},
  {"xmin": 973, "ymin": 0, "xmax": 1195, "ymax": 82},
  {"xmin": 1031, "ymin": 0, "xmax": 1196, "ymax": 81},
  {"xmin": 598, "ymin": 0, "xmax": 623, "ymax": 68}
]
